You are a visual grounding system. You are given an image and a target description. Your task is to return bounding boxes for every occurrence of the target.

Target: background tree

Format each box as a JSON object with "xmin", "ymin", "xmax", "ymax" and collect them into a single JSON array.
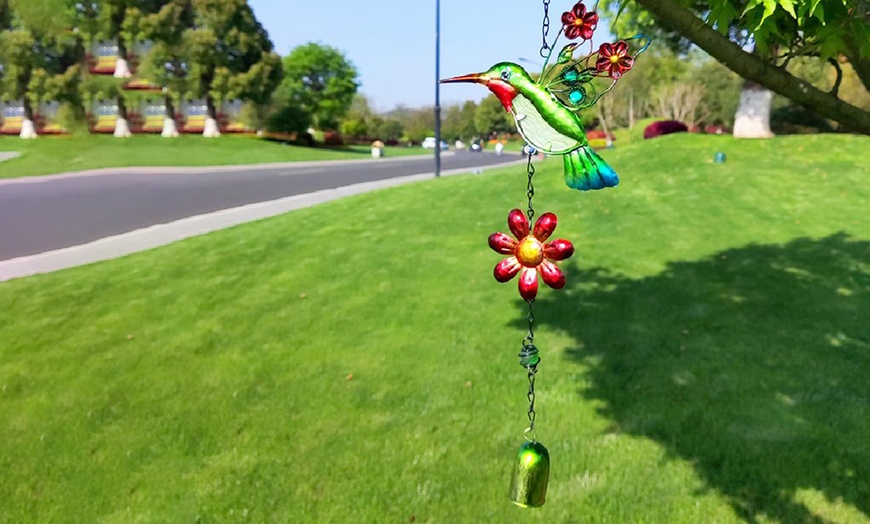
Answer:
[
  {"xmin": 441, "ymin": 100, "xmax": 478, "ymax": 141},
  {"xmin": 138, "ymin": 0, "xmax": 195, "ymax": 137},
  {"xmin": 371, "ymin": 117, "xmax": 403, "ymax": 142},
  {"xmin": 70, "ymin": 0, "xmax": 168, "ymax": 137},
  {"xmin": 474, "ymin": 95, "xmax": 513, "ymax": 137},
  {"xmin": 339, "ymin": 94, "xmax": 374, "ymax": 141},
  {"xmin": 1, "ymin": 0, "xmax": 80, "ymax": 138},
  {"xmin": 277, "ymin": 42, "xmax": 359, "ymax": 131},
  {"xmin": 186, "ymin": 0, "xmax": 281, "ymax": 137},
  {"xmin": 600, "ymin": 0, "xmax": 870, "ymax": 135}
]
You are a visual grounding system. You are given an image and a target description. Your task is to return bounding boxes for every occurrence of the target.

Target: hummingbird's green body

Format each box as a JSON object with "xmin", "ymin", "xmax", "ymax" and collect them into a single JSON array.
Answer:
[{"xmin": 442, "ymin": 62, "xmax": 618, "ymax": 191}]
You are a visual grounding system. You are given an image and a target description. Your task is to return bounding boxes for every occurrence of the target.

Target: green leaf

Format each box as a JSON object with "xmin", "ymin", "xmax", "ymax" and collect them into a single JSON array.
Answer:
[
  {"xmin": 757, "ymin": 0, "xmax": 778, "ymax": 29},
  {"xmin": 741, "ymin": 0, "xmax": 763, "ymax": 17},
  {"xmin": 778, "ymin": 0, "xmax": 796, "ymax": 18},
  {"xmin": 811, "ymin": 0, "xmax": 825, "ymax": 24},
  {"xmin": 557, "ymin": 44, "xmax": 579, "ymax": 64}
]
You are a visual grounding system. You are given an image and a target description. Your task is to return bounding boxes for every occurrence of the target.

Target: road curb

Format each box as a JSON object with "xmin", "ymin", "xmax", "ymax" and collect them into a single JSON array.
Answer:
[{"xmin": 0, "ymin": 151, "xmax": 461, "ymax": 185}]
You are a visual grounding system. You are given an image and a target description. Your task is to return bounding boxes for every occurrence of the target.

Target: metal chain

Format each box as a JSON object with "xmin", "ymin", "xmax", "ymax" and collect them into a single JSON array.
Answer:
[
  {"xmin": 524, "ymin": 300, "xmax": 535, "ymax": 345},
  {"xmin": 526, "ymin": 154, "xmax": 536, "ymax": 222},
  {"xmin": 527, "ymin": 367, "xmax": 538, "ymax": 436},
  {"xmin": 524, "ymin": 300, "xmax": 537, "ymax": 438},
  {"xmin": 522, "ymin": 153, "xmax": 538, "ymax": 440},
  {"xmin": 539, "ymin": 0, "xmax": 551, "ymax": 58}
]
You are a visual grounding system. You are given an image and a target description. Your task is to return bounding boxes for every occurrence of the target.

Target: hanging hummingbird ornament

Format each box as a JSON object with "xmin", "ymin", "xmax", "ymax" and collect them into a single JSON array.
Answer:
[
  {"xmin": 442, "ymin": 2, "xmax": 649, "ymax": 191},
  {"xmin": 441, "ymin": 0, "xmax": 649, "ymax": 508}
]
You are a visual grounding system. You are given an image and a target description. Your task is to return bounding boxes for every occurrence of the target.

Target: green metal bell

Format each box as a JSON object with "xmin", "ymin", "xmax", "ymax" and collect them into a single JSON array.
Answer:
[{"xmin": 509, "ymin": 440, "xmax": 550, "ymax": 508}]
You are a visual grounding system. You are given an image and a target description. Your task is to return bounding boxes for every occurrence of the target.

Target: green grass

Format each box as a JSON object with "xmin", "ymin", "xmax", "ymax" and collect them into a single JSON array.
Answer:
[
  {"xmin": 1, "ymin": 133, "xmax": 869, "ymax": 522},
  {"xmin": 0, "ymin": 134, "xmax": 428, "ymax": 179}
]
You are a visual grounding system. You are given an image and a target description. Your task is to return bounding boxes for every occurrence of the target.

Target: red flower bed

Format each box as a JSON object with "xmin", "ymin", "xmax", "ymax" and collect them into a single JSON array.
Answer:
[{"xmin": 643, "ymin": 120, "xmax": 688, "ymax": 139}]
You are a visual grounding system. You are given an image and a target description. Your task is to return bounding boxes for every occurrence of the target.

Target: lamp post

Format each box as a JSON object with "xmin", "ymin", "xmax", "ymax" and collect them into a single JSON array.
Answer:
[{"xmin": 434, "ymin": 0, "xmax": 441, "ymax": 177}]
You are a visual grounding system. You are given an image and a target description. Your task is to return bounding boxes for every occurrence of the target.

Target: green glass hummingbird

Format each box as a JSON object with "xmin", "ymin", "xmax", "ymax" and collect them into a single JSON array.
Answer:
[{"xmin": 442, "ymin": 5, "xmax": 649, "ymax": 191}]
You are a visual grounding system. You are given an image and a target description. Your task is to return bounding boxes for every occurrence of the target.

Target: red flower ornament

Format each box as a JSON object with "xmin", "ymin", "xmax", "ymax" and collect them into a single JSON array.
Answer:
[
  {"xmin": 561, "ymin": 2, "xmax": 599, "ymax": 41},
  {"xmin": 596, "ymin": 41, "xmax": 634, "ymax": 79},
  {"xmin": 489, "ymin": 209, "xmax": 575, "ymax": 301}
]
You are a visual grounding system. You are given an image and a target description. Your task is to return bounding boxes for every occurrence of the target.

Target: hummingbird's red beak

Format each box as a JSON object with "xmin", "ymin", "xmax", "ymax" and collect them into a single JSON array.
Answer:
[
  {"xmin": 440, "ymin": 73, "xmax": 487, "ymax": 84},
  {"xmin": 441, "ymin": 71, "xmax": 518, "ymax": 112}
]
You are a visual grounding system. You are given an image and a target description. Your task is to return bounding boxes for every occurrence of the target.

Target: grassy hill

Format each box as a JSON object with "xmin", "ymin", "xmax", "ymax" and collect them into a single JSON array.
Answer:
[{"xmin": 1, "ymin": 134, "xmax": 868, "ymax": 522}]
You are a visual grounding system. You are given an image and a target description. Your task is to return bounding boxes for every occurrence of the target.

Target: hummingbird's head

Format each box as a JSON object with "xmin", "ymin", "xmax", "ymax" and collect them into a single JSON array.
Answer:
[{"xmin": 441, "ymin": 62, "xmax": 531, "ymax": 112}]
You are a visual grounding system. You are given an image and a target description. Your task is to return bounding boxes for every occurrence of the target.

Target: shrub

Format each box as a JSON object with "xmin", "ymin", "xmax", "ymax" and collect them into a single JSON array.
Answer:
[
  {"xmin": 323, "ymin": 130, "xmax": 344, "ymax": 146},
  {"xmin": 266, "ymin": 104, "xmax": 311, "ymax": 135},
  {"xmin": 585, "ymin": 129, "xmax": 614, "ymax": 141},
  {"xmin": 704, "ymin": 124, "xmax": 728, "ymax": 135},
  {"xmin": 630, "ymin": 117, "xmax": 666, "ymax": 143},
  {"xmin": 643, "ymin": 120, "xmax": 688, "ymax": 139}
]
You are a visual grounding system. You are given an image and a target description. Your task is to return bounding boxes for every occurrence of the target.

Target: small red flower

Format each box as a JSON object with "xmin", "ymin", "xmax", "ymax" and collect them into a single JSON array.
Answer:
[
  {"xmin": 488, "ymin": 209, "xmax": 575, "ymax": 301},
  {"xmin": 561, "ymin": 2, "xmax": 599, "ymax": 41},
  {"xmin": 595, "ymin": 41, "xmax": 634, "ymax": 79}
]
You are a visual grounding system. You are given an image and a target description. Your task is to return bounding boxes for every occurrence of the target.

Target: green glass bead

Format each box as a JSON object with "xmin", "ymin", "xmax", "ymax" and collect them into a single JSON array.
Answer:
[
  {"xmin": 568, "ymin": 88, "xmax": 586, "ymax": 105},
  {"xmin": 509, "ymin": 440, "xmax": 550, "ymax": 508},
  {"xmin": 561, "ymin": 69, "xmax": 580, "ymax": 85},
  {"xmin": 518, "ymin": 344, "xmax": 540, "ymax": 368}
]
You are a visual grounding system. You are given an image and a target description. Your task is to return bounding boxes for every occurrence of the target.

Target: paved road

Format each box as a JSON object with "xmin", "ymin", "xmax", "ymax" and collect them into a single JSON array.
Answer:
[{"xmin": 0, "ymin": 151, "xmax": 519, "ymax": 261}]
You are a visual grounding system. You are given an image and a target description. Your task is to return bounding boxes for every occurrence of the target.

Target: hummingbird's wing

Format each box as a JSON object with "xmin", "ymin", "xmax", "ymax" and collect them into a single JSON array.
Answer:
[{"xmin": 538, "ymin": 35, "xmax": 650, "ymax": 112}]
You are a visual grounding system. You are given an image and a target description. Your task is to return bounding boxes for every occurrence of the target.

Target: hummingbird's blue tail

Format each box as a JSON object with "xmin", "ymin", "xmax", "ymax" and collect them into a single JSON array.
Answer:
[{"xmin": 563, "ymin": 147, "xmax": 619, "ymax": 191}]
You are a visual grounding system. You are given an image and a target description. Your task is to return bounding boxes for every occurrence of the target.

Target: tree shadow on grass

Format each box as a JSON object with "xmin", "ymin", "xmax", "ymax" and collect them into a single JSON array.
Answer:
[{"xmin": 529, "ymin": 233, "xmax": 870, "ymax": 522}]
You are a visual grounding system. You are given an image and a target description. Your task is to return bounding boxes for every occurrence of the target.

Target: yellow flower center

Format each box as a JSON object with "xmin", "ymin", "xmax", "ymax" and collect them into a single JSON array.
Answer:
[
  {"xmin": 610, "ymin": 54, "xmax": 620, "ymax": 64},
  {"xmin": 574, "ymin": 18, "xmax": 584, "ymax": 26},
  {"xmin": 516, "ymin": 237, "xmax": 544, "ymax": 267}
]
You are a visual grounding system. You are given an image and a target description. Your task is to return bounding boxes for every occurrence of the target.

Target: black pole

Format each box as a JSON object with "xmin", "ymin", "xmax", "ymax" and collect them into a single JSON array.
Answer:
[{"xmin": 434, "ymin": 0, "xmax": 441, "ymax": 177}]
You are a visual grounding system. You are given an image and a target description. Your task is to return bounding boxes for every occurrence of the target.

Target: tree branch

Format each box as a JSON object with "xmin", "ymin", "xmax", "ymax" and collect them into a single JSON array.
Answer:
[
  {"xmin": 633, "ymin": 0, "xmax": 870, "ymax": 135},
  {"xmin": 828, "ymin": 58, "xmax": 842, "ymax": 98}
]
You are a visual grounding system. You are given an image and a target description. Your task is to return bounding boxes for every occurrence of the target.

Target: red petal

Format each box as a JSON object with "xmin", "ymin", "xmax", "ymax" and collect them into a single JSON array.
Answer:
[
  {"xmin": 488, "ymin": 232, "xmax": 517, "ymax": 254},
  {"xmin": 614, "ymin": 40, "xmax": 629, "ymax": 56},
  {"xmin": 595, "ymin": 57, "xmax": 611, "ymax": 72},
  {"xmin": 598, "ymin": 42, "xmax": 614, "ymax": 57},
  {"xmin": 518, "ymin": 268, "xmax": 538, "ymax": 301},
  {"xmin": 564, "ymin": 25, "xmax": 582, "ymax": 39},
  {"xmin": 532, "ymin": 213, "xmax": 558, "ymax": 242},
  {"xmin": 620, "ymin": 56, "xmax": 635, "ymax": 70},
  {"xmin": 507, "ymin": 209, "xmax": 529, "ymax": 239},
  {"xmin": 572, "ymin": 3, "xmax": 586, "ymax": 17},
  {"xmin": 539, "ymin": 260, "xmax": 566, "ymax": 289},
  {"xmin": 611, "ymin": 70, "xmax": 622, "ymax": 79},
  {"xmin": 561, "ymin": 11, "xmax": 576, "ymax": 25},
  {"xmin": 585, "ymin": 12, "xmax": 599, "ymax": 25},
  {"xmin": 544, "ymin": 238, "xmax": 574, "ymax": 261},
  {"xmin": 580, "ymin": 27, "xmax": 595, "ymax": 40},
  {"xmin": 494, "ymin": 257, "xmax": 521, "ymax": 282}
]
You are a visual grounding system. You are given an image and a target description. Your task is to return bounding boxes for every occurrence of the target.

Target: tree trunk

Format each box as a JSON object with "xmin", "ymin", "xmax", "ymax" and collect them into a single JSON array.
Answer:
[
  {"xmin": 19, "ymin": 98, "xmax": 38, "ymax": 139},
  {"xmin": 202, "ymin": 95, "xmax": 220, "ymax": 138},
  {"xmin": 633, "ymin": 0, "xmax": 870, "ymax": 135},
  {"xmin": 113, "ymin": 36, "xmax": 131, "ymax": 137},
  {"xmin": 114, "ymin": 38, "xmax": 131, "ymax": 78},
  {"xmin": 114, "ymin": 96, "xmax": 131, "ymax": 137},
  {"xmin": 733, "ymin": 81, "xmax": 774, "ymax": 138},
  {"xmin": 161, "ymin": 95, "xmax": 178, "ymax": 137}
]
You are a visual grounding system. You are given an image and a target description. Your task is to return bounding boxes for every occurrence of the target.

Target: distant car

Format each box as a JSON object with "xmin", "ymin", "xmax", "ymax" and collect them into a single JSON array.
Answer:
[
  {"xmin": 422, "ymin": 137, "xmax": 449, "ymax": 150},
  {"xmin": 470, "ymin": 139, "xmax": 483, "ymax": 152}
]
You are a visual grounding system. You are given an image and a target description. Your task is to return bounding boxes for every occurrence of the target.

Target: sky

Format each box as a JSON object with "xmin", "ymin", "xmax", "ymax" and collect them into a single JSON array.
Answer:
[{"xmin": 248, "ymin": 0, "xmax": 611, "ymax": 113}]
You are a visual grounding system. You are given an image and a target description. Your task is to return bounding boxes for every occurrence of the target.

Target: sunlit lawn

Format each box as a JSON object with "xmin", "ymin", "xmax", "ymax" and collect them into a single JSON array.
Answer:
[
  {"xmin": 0, "ymin": 134, "xmax": 868, "ymax": 522},
  {"xmin": 0, "ymin": 134, "xmax": 427, "ymax": 179}
]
